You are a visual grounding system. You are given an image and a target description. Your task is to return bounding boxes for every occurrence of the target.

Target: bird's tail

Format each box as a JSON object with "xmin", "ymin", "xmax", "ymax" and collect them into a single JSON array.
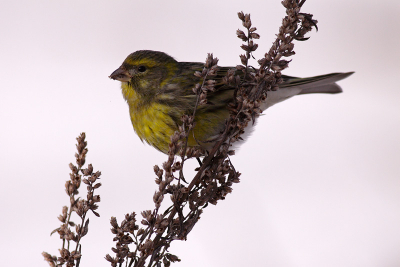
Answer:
[
  {"xmin": 281, "ymin": 72, "xmax": 355, "ymax": 94},
  {"xmin": 260, "ymin": 72, "xmax": 354, "ymax": 110}
]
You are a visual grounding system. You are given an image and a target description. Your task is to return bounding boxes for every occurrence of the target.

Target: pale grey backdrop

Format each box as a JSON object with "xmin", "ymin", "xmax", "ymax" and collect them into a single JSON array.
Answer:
[{"xmin": 1, "ymin": 0, "xmax": 399, "ymax": 266}]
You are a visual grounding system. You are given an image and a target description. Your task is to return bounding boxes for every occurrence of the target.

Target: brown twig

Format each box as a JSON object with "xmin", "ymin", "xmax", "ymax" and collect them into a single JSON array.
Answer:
[
  {"xmin": 43, "ymin": 133, "xmax": 102, "ymax": 267},
  {"xmin": 106, "ymin": 1, "xmax": 318, "ymax": 266}
]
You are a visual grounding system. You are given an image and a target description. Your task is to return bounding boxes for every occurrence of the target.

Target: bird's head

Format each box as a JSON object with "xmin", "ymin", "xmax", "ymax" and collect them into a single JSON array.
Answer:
[{"xmin": 109, "ymin": 50, "xmax": 178, "ymax": 96}]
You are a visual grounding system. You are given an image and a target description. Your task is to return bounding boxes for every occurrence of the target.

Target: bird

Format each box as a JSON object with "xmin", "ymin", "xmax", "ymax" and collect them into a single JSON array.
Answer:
[{"xmin": 109, "ymin": 50, "xmax": 353, "ymax": 154}]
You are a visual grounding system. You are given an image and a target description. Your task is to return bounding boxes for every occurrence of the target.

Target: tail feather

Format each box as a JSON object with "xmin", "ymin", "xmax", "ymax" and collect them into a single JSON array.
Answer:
[
  {"xmin": 261, "ymin": 72, "xmax": 354, "ymax": 110},
  {"xmin": 283, "ymin": 72, "xmax": 354, "ymax": 93},
  {"xmin": 299, "ymin": 83, "xmax": 343, "ymax": 94}
]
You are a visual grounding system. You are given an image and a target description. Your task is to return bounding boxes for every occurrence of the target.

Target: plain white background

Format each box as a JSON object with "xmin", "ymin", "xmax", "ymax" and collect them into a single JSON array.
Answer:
[{"xmin": 1, "ymin": 0, "xmax": 399, "ymax": 266}]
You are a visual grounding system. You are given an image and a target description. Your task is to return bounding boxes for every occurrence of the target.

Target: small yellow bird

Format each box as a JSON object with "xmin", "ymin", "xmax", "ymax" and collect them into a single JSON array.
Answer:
[{"xmin": 110, "ymin": 50, "xmax": 353, "ymax": 154}]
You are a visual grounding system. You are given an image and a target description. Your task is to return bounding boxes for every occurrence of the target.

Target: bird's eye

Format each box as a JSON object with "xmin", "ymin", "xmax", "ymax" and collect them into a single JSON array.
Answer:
[{"xmin": 138, "ymin": 66, "xmax": 147, "ymax": 72}]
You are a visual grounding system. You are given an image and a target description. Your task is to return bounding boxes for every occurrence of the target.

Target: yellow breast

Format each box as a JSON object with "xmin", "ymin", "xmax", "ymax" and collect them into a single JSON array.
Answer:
[
  {"xmin": 122, "ymin": 83, "xmax": 177, "ymax": 153},
  {"xmin": 121, "ymin": 82, "xmax": 229, "ymax": 153},
  {"xmin": 130, "ymin": 102, "xmax": 177, "ymax": 153}
]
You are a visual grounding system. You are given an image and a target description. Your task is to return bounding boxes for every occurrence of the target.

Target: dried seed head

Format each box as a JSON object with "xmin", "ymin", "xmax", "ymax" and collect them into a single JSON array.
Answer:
[{"xmin": 238, "ymin": 11, "xmax": 245, "ymax": 21}]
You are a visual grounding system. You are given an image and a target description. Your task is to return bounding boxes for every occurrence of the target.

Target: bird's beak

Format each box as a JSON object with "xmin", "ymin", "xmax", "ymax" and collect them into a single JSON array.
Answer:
[{"xmin": 109, "ymin": 66, "xmax": 131, "ymax": 82}]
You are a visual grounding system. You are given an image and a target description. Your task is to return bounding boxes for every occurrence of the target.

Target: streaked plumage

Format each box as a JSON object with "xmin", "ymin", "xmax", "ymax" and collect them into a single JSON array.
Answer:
[{"xmin": 110, "ymin": 50, "xmax": 353, "ymax": 153}]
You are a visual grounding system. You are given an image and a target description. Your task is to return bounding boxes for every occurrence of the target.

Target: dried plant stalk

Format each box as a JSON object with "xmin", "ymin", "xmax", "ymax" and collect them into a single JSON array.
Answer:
[
  {"xmin": 106, "ymin": 1, "xmax": 318, "ymax": 267},
  {"xmin": 43, "ymin": 133, "xmax": 102, "ymax": 267}
]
